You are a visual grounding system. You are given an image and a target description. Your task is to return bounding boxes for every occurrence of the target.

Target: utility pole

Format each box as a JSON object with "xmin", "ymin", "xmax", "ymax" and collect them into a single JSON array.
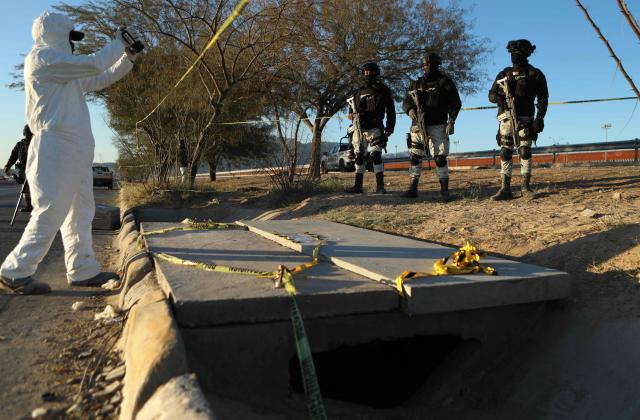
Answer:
[{"xmin": 602, "ymin": 123, "xmax": 612, "ymax": 163}]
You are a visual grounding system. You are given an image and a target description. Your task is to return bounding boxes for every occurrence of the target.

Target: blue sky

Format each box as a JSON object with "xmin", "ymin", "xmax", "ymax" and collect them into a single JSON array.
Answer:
[{"xmin": 1, "ymin": 0, "xmax": 639, "ymax": 166}]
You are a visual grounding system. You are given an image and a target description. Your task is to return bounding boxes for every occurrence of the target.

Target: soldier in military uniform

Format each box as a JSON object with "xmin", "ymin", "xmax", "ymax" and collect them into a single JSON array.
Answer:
[
  {"xmin": 346, "ymin": 61, "xmax": 395, "ymax": 194},
  {"xmin": 488, "ymin": 39, "xmax": 548, "ymax": 200},
  {"xmin": 4, "ymin": 125, "xmax": 33, "ymax": 212},
  {"xmin": 401, "ymin": 53, "xmax": 461, "ymax": 201}
]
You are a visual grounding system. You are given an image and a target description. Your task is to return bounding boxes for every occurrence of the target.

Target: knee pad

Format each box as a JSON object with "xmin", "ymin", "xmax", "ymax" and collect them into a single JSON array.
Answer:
[
  {"xmin": 355, "ymin": 154, "xmax": 364, "ymax": 166},
  {"xmin": 434, "ymin": 155, "xmax": 448, "ymax": 167},
  {"xmin": 518, "ymin": 146, "xmax": 532, "ymax": 160},
  {"xmin": 410, "ymin": 153, "xmax": 422, "ymax": 166},
  {"xmin": 500, "ymin": 148, "xmax": 513, "ymax": 162},
  {"xmin": 371, "ymin": 151, "xmax": 383, "ymax": 165}
]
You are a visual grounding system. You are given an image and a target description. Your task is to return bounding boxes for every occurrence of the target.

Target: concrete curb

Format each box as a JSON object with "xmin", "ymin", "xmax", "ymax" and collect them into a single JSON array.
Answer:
[
  {"xmin": 120, "ymin": 292, "xmax": 188, "ymax": 420},
  {"xmin": 114, "ymin": 205, "xmax": 214, "ymax": 420},
  {"xmin": 136, "ymin": 374, "xmax": 215, "ymax": 420}
]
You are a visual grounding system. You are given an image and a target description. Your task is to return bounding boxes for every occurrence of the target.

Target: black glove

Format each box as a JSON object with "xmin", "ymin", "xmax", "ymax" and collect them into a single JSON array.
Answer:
[
  {"xmin": 532, "ymin": 117, "xmax": 544, "ymax": 133},
  {"xmin": 499, "ymin": 98, "xmax": 508, "ymax": 111}
]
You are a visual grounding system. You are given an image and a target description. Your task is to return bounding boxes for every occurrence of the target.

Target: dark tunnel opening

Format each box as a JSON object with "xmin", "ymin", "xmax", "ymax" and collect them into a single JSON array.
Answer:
[{"xmin": 289, "ymin": 334, "xmax": 466, "ymax": 409}]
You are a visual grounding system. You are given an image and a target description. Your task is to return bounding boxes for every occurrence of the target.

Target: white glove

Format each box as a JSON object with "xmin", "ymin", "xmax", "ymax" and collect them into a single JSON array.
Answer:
[{"xmin": 125, "ymin": 47, "xmax": 139, "ymax": 62}]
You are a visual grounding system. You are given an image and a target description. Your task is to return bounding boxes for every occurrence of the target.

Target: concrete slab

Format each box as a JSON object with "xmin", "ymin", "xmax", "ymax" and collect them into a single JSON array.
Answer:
[
  {"xmin": 239, "ymin": 220, "xmax": 572, "ymax": 315},
  {"xmin": 141, "ymin": 223, "xmax": 398, "ymax": 327}
]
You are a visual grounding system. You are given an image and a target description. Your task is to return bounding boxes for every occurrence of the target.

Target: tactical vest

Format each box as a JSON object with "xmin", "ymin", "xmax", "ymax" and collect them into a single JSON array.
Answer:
[
  {"xmin": 502, "ymin": 65, "xmax": 540, "ymax": 117},
  {"xmin": 353, "ymin": 85, "xmax": 388, "ymax": 130},
  {"xmin": 416, "ymin": 76, "xmax": 448, "ymax": 110}
]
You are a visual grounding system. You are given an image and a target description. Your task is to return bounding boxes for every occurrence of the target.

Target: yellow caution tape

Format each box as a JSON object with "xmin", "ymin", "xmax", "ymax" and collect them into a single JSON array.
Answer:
[
  {"xmin": 136, "ymin": 0, "xmax": 252, "ymax": 127},
  {"xmin": 275, "ymin": 245, "xmax": 327, "ymax": 420},
  {"xmin": 153, "ymin": 252, "xmax": 274, "ymax": 277},
  {"xmin": 207, "ymin": 96, "xmax": 638, "ymax": 127},
  {"xmin": 143, "ymin": 220, "xmax": 247, "ymax": 237},
  {"xmin": 461, "ymin": 96, "xmax": 638, "ymax": 111},
  {"xmin": 395, "ymin": 242, "xmax": 497, "ymax": 296},
  {"xmin": 142, "ymin": 229, "xmax": 328, "ymax": 419}
]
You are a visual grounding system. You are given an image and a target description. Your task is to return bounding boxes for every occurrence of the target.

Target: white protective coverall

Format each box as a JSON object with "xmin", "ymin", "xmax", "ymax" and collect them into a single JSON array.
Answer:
[{"xmin": 0, "ymin": 11, "xmax": 133, "ymax": 283}]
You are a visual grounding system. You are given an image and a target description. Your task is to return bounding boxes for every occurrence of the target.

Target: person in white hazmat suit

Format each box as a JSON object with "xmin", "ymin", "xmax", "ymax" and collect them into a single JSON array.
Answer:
[{"xmin": 0, "ymin": 11, "xmax": 144, "ymax": 294}]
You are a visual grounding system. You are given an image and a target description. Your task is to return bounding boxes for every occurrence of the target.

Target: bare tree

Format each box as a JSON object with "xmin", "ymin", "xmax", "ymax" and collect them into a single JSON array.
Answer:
[{"xmin": 60, "ymin": 0, "xmax": 299, "ymax": 186}]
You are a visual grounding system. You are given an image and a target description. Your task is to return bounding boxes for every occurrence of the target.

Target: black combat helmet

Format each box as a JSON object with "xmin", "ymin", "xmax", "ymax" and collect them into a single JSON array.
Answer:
[
  {"xmin": 23, "ymin": 125, "xmax": 33, "ymax": 140},
  {"xmin": 361, "ymin": 61, "xmax": 380, "ymax": 76},
  {"xmin": 422, "ymin": 52, "xmax": 442, "ymax": 68},
  {"xmin": 506, "ymin": 39, "xmax": 536, "ymax": 56}
]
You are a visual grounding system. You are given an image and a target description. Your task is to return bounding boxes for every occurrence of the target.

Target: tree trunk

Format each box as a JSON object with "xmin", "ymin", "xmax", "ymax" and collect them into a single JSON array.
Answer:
[
  {"xmin": 288, "ymin": 118, "xmax": 302, "ymax": 183},
  {"xmin": 189, "ymin": 161, "xmax": 198, "ymax": 186},
  {"xmin": 309, "ymin": 119, "xmax": 324, "ymax": 179},
  {"xmin": 208, "ymin": 159, "xmax": 217, "ymax": 181}
]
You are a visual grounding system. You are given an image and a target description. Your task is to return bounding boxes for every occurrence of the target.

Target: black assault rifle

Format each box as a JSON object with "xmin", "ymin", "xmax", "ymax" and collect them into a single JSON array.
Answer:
[
  {"xmin": 496, "ymin": 76, "xmax": 521, "ymax": 148},
  {"xmin": 408, "ymin": 89, "xmax": 432, "ymax": 159},
  {"xmin": 347, "ymin": 96, "xmax": 365, "ymax": 156}
]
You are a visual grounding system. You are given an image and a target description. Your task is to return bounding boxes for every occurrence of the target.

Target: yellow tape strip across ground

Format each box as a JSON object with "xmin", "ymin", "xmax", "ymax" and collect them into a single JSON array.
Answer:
[
  {"xmin": 276, "ymin": 246, "xmax": 327, "ymax": 420},
  {"xmin": 141, "ymin": 223, "xmax": 327, "ymax": 420},
  {"xmin": 143, "ymin": 220, "xmax": 247, "ymax": 237}
]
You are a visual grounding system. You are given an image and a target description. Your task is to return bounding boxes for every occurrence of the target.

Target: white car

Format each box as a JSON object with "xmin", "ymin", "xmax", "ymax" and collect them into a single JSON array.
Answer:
[
  {"xmin": 321, "ymin": 135, "xmax": 355, "ymax": 173},
  {"xmin": 92, "ymin": 166, "xmax": 114, "ymax": 189}
]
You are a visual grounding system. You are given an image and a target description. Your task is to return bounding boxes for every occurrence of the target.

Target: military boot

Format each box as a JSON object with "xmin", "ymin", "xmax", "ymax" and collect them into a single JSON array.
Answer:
[
  {"xmin": 346, "ymin": 173, "xmax": 364, "ymax": 194},
  {"xmin": 401, "ymin": 178, "xmax": 419, "ymax": 198},
  {"xmin": 521, "ymin": 174, "xmax": 534, "ymax": 198},
  {"xmin": 439, "ymin": 178, "xmax": 452, "ymax": 202},
  {"xmin": 375, "ymin": 172, "xmax": 386, "ymax": 194},
  {"xmin": 490, "ymin": 174, "xmax": 513, "ymax": 201}
]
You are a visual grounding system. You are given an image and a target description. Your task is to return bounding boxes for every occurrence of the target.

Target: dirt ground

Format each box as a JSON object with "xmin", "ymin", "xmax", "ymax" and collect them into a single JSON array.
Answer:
[{"xmin": 0, "ymin": 188, "xmax": 124, "ymax": 420}]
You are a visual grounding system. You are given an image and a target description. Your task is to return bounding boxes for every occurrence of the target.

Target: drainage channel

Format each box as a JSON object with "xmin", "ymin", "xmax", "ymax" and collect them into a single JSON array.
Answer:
[
  {"xmin": 142, "ymin": 220, "xmax": 566, "ymax": 416},
  {"xmin": 289, "ymin": 335, "xmax": 465, "ymax": 409}
]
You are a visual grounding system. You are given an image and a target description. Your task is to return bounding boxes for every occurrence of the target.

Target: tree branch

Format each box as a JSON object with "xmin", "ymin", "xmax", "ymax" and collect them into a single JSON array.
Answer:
[
  {"xmin": 576, "ymin": 0, "xmax": 640, "ymax": 99},
  {"xmin": 617, "ymin": 0, "xmax": 640, "ymax": 42}
]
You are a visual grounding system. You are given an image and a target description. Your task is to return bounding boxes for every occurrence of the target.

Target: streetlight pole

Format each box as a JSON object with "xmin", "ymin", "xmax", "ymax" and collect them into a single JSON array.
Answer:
[
  {"xmin": 602, "ymin": 123, "xmax": 612, "ymax": 163},
  {"xmin": 453, "ymin": 140, "xmax": 459, "ymax": 167}
]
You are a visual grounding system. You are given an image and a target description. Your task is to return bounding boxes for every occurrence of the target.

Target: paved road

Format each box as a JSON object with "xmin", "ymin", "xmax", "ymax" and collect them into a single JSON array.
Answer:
[{"xmin": 0, "ymin": 180, "xmax": 119, "ymax": 418}]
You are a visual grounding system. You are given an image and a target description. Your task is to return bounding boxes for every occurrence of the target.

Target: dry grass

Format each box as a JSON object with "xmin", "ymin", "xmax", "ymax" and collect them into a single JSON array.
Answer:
[
  {"xmin": 119, "ymin": 180, "xmax": 220, "ymax": 209},
  {"xmin": 119, "ymin": 173, "xmax": 348, "ymax": 210}
]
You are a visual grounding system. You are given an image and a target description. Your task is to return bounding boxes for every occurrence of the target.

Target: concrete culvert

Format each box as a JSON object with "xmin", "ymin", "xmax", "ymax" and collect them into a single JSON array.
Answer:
[{"xmin": 289, "ymin": 335, "xmax": 464, "ymax": 409}]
